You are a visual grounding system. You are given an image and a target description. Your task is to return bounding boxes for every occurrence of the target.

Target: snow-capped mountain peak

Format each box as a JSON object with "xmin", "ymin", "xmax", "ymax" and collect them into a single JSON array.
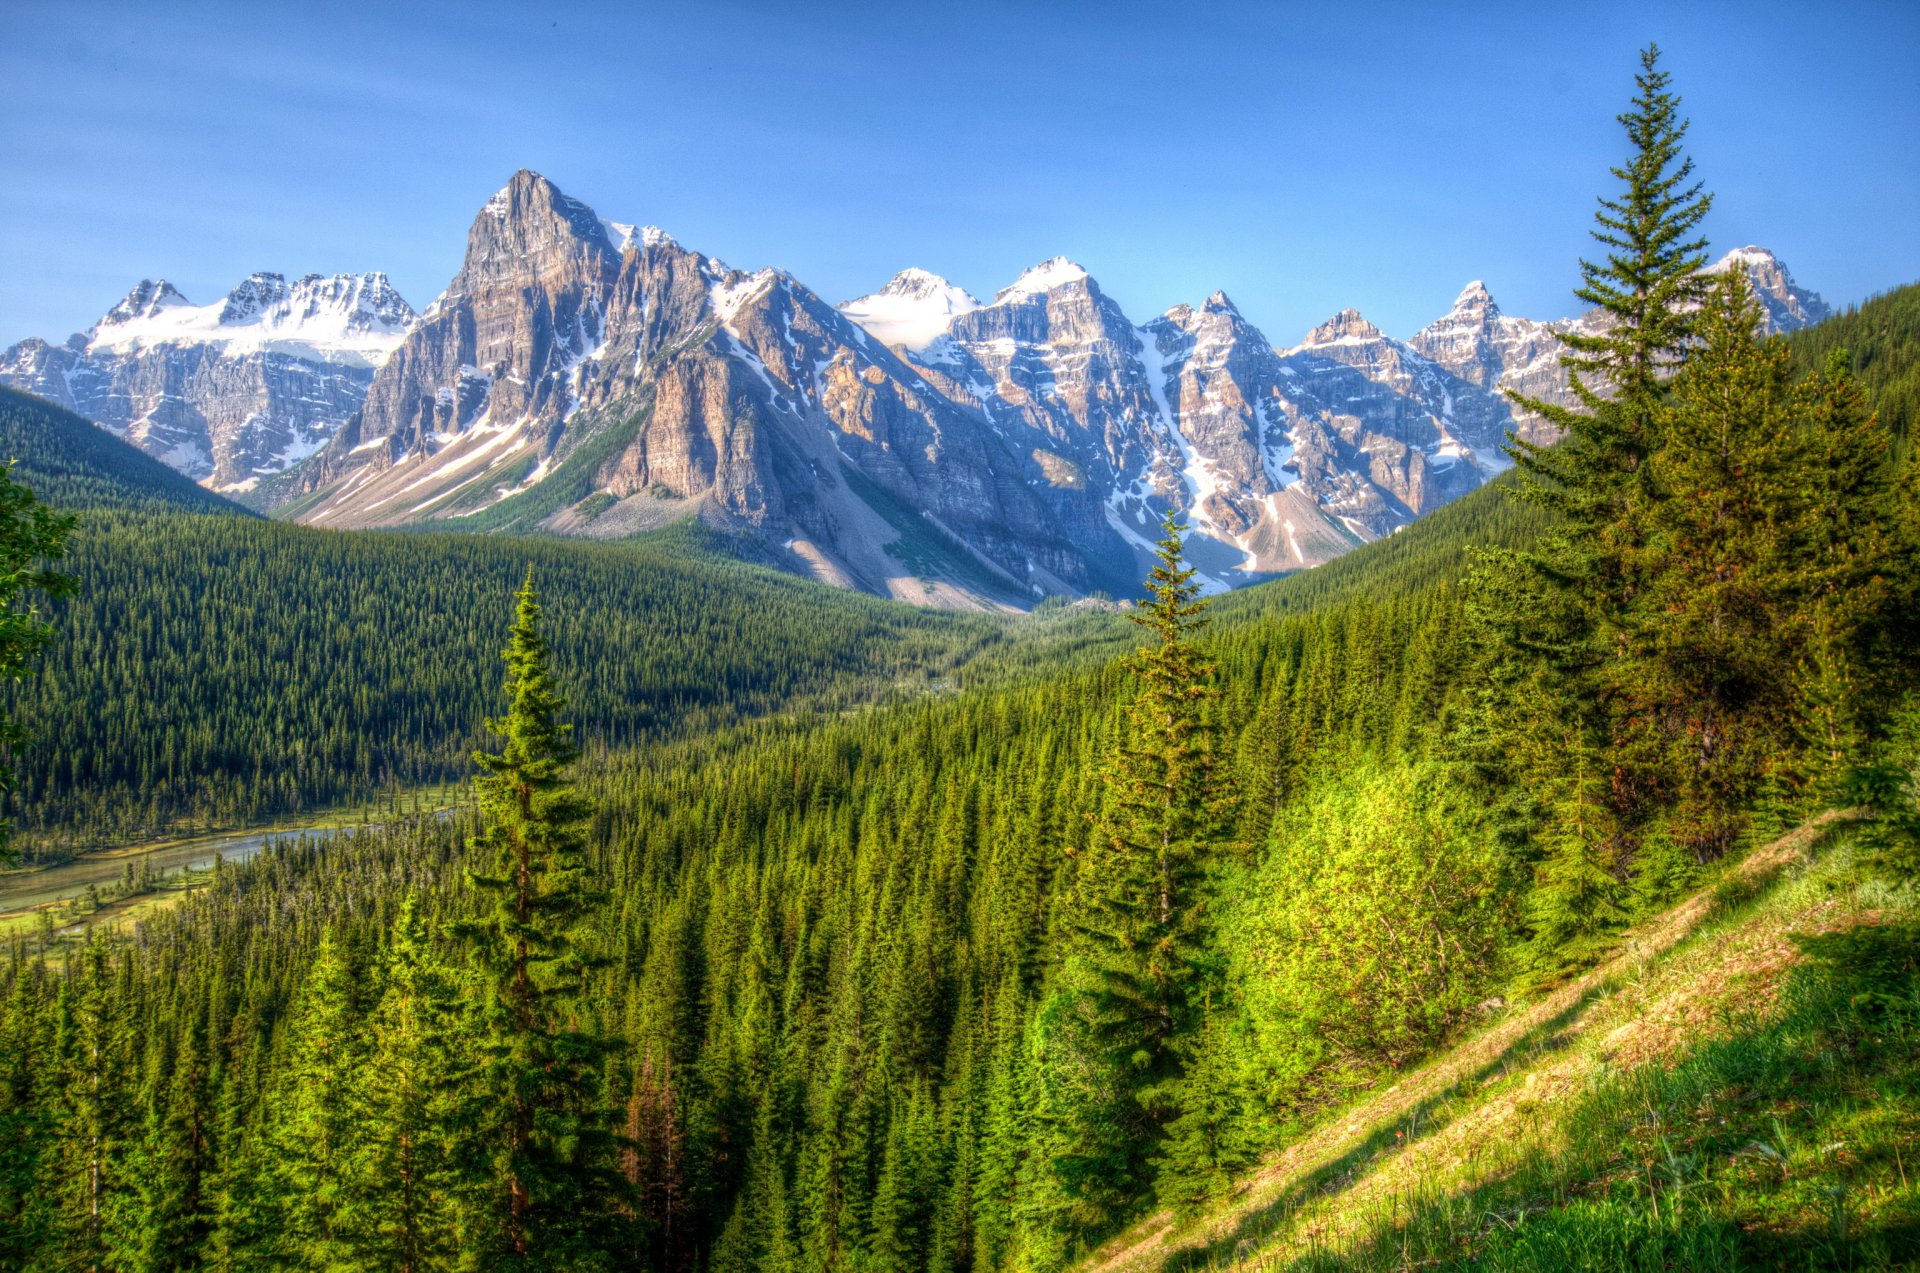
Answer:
[
  {"xmin": 994, "ymin": 257, "xmax": 1090, "ymax": 304},
  {"xmin": 601, "ymin": 220, "xmax": 638, "ymax": 251},
  {"xmin": 1201, "ymin": 290, "xmax": 1241, "ymax": 317},
  {"xmin": 1707, "ymin": 245, "xmax": 1831, "ymax": 333},
  {"xmin": 1446, "ymin": 280, "xmax": 1498, "ymax": 316},
  {"xmin": 100, "ymin": 279, "xmax": 191, "ymax": 328},
  {"xmin": 85, "ymin": 271, "xmax": 417, "ymax": 363},
  {"xmin": 838, "ymin": 269, "xmax": 982, "ymax": 351}
]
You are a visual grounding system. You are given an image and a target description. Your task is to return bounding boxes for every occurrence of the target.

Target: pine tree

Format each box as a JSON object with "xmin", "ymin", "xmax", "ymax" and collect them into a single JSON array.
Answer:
[
  {"xmin": 1054, "ymin": 512, "xmax": 1232, "ymax": 1220},
  {"xmin": 1632, "ymin": 271, "xmax": 1796, "ymax": 861},
  {"xmin": 50, "ymin": 939, "xmax": 134, "ymax": 1270},
  {"xmin": 461, "ymin": 568, "xmax": 624, "ymax": 1269},
  {"xmin": 362, "ymin": 899, "xmax": 478, "ymax": 1273},
  {"xmin": 1787, "ymin": 349, "xmax": 1903, "ymax": 791},
  {"xmin": 1475, "ymin": 44, "xmax": 1717, "ymax": 960},
  {"xmin": 1510, "ymin": 42, "xmax": 1715, "ymax": 520},
  {"xmin": 262, "ymin": 928, "xmax": 376, "ymax": 1271}
]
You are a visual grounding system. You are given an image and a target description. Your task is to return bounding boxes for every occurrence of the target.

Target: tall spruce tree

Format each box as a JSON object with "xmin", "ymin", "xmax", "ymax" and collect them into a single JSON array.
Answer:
[
  {"xmin": 1475, "ymin": 44, "xmax": 1716, "ymax": 966},
  {"xmin": 1787, "ymin": 349, "xmax": 1904, "ymax": 791},
  {"xmin": 262, "ymin": 928, "xmax": 377, "ymax": 1271},
  {"xmin": 462, "ymin": 569, "xmax": 624, "ymax": 1269},
  {"xmin": 1051, "ymin": 512, "xmax": 1232, "ymax": 1221},
  {"xmin": 362, "ymin": 899, "xmax": 479, "ymax": 1272}
]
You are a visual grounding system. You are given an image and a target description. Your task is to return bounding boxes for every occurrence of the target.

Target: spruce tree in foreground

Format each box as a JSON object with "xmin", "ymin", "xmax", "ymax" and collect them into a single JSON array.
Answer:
[
  {"xmin": 1048, "ymin": 513, "xmax": 1232, "ymax": 1227},
  {"xmin": 461, "ymin": 569, "xmax": 624, "ymax": 1269},
  {"xmin": 364, "ymin": 899, "xmax": 479, "ymax": 1271},
  {"xmin": 1474, "ymin": 43, "xmax": 1716, "ymax": 967}
]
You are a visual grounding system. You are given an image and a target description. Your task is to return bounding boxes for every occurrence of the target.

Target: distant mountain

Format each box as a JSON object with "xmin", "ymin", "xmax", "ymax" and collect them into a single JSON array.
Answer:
[
  {"xmin": 1409, "ymin": 245, "xmax": 1830, "ymax": 433},
  {"xmin": 287, "ymin": 171, "xmax": 1082, "ymax": 607},
  {"xmin": 1, "ymin": 174, "xmax": 1839, "ymax": 606},
  {"xmin": 0, "ymin": 385, "xmax": 252, "ymax": 516},
  {"xmin": 0, "ymin": 272, "xmax": 415, "ymax": 490}
]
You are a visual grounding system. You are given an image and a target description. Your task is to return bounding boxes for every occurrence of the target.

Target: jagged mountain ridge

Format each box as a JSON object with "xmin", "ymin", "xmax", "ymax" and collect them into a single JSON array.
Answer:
[
  {"xmin": 291, "ymin": 171, "xmax": 1085, "ymax": 607},
  {"xmin": 284, "ymin": 173, "xmax": 1834, "ymax": 604},
  {"xmin": 0, "ymin": 272, "xmax": 415, "ymax": 489},
  {"xmin": 2, "ymin": 170, "xmax": 1831, "ymax": 606}
]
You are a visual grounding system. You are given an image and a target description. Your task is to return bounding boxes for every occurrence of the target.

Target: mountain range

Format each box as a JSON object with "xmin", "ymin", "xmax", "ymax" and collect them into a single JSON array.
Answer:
[{"xmin": 0, "ymin": 170, "xmax": 1831, "ymax": 607}]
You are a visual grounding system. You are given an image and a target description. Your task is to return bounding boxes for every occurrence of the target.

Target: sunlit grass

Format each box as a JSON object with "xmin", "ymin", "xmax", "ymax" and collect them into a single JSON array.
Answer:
[{"xmin": 1088, "ymin": 828, "xmax": 1920, "ymax": 1272}]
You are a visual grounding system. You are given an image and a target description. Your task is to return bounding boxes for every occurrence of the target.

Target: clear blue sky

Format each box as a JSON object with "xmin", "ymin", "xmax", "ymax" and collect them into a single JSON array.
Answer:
[{"xmin": 4, "ymin": 0, "xmax": 1916, "ymax": 346}]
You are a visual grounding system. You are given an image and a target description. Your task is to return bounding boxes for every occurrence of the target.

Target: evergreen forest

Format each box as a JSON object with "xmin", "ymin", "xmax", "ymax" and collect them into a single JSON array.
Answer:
[{"xmin": 0, "ymin": 47, "xmax": 1917, "ymax": 1273}]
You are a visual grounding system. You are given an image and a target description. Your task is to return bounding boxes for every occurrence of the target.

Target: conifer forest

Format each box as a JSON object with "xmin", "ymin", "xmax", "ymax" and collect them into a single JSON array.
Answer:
[{"xmin": 0, "ymin": 38, "xmax": 1917, "ymax": 1273}]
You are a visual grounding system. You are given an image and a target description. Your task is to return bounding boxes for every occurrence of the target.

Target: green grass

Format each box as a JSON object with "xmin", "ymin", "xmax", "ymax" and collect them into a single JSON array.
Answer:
[
  {"xmin": 1269, "ymin": 915, "xmax": 1920, "ymax": 1270},
  {"xmin": 1089, "ymin": 828, "xmax": 1920, "ymax": 1273}
]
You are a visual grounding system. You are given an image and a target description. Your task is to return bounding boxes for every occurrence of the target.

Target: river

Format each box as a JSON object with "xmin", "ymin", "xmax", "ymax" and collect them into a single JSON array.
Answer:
[{"xmin": 0, "ymin": 824, "xmax": 353, "ymax": 915}]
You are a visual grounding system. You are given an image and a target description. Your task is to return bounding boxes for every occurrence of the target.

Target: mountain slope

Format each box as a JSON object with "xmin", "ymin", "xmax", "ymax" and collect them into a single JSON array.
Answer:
[
  {"xmin": 1084, "ymin": 813, "xmax": 1919, "ymax": 1272},
  {"xmin": 1786, "ymin": 279, "xmax": 1920, "ymax": 448},
  {"xmin": 0, "ymin": 386, "xmax": 251, "ymax": 515}
]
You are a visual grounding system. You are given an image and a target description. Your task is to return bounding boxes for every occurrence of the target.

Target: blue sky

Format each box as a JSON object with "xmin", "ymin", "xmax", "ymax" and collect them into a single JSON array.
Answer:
[{"xmin": 4, "ymin": 0, "xmax": 1916, "ymax": 345}]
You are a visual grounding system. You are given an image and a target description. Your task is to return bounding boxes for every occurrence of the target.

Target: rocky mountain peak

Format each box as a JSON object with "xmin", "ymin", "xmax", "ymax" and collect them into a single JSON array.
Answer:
[
  {"xmin": 884, "ymin": 268, "xmax": 975, "ymax": 301},
  {"xmin": 1201, "ymin": 290, "xmax": 1241, "ymax": 317},
  {"xmin": 1301, "ymin": 307, "xmax": 1384, "ymax": 347},
  {"xmin": 219, "ymin": 272, "xmax": 284, "ymax": 318},
  {"xmin": 99, "ymin": 279, "xmax": 190, "ymax": 328},
  {"xmin": 1708, "ymin": 245, "xmax": 1831, "ymax": 333},
  {"xmin": 994, "ymin": 257, "xmax": 1090, "ymax": 304},
  {"xmin": 838, "ymin": 269, "xmax": 983, "ymax": 350},
  {"xmin": 461, "ymin": 170, "xmax": 615, "ymax": 286},
  {"xmin": 1447, "ymin": 280, "xmax": 1499, "ymax": 318}
]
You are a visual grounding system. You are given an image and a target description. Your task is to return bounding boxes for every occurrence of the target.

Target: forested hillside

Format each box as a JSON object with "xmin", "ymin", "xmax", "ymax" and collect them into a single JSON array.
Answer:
[
  {"xmin": 0, "ymin": 388, "xmax": 245, "ymax": 517},
  {"xmin": 1788, "ymin": 281, "xmax": 1919, "ymax": 449},
  {"xmin": 0, "ymin": 513, "xmax": 1052, "ymax": 851}
]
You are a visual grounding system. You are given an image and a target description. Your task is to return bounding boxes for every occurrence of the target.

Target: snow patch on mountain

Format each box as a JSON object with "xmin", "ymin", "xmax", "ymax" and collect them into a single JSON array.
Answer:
[
  {"xmin": 88, "ymin": 273, "xmax": 417, "ymax": 367},
  {"xmin": 994, "ymin": 257, "xmax": 1089, "ymax": 304},
  {"xmin": 839, "ymin": 269, "xmax": 983, "ymax": 351}
]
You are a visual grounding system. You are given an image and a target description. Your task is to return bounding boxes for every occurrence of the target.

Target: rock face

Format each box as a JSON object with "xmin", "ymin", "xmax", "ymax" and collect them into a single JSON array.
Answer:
[
  {"xmin": 896, "ymin": 273, "xmax": 1517, "ymax": 585},
  {"xmin": 0, "ymin": 273, "xmax": 414, "ymax": 489},
  {"xmin": 1, "ymin": 171, "xmax": 1836, "ymax": 607},
  {"xmin": 1708, "ymin": 246, "xmax": 1832, "ymax": 333},
  {"xmin": 295, "ymin": 172, "xmax": 1080, "ymax": 606}
]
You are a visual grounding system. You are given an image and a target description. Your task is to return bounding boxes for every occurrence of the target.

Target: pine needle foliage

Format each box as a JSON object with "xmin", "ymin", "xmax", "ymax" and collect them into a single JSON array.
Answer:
[
  {"xmin": 0, "ymin": 461, "xmax": 72, "ymax": 862},
  {"xmin": 461, "ymin": 568, "xmax": 624, "ymax": 1269},
  {"xmin": 1054, "ymin": 513, "xmax": 1234, "ymax": 1219},
  {"xmin": 1472, "ymin": 44, "xmax": 1721, "ymax": 968}
]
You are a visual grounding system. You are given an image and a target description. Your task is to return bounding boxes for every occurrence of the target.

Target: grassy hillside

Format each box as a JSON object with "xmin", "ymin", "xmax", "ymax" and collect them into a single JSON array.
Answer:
[
  {"xmin": 0, "ymin": 386, "xmax": 248, "ymax": 516},
  {"xmin": 1084, "ymin": 815, "xmax": 1920, "ymax": 1271}
]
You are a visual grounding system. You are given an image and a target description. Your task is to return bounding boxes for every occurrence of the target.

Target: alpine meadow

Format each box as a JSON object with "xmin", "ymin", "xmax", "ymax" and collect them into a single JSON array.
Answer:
[{"xmin": 0, "ymin": 15, "xmax": 1917, "ymax": 1273}]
